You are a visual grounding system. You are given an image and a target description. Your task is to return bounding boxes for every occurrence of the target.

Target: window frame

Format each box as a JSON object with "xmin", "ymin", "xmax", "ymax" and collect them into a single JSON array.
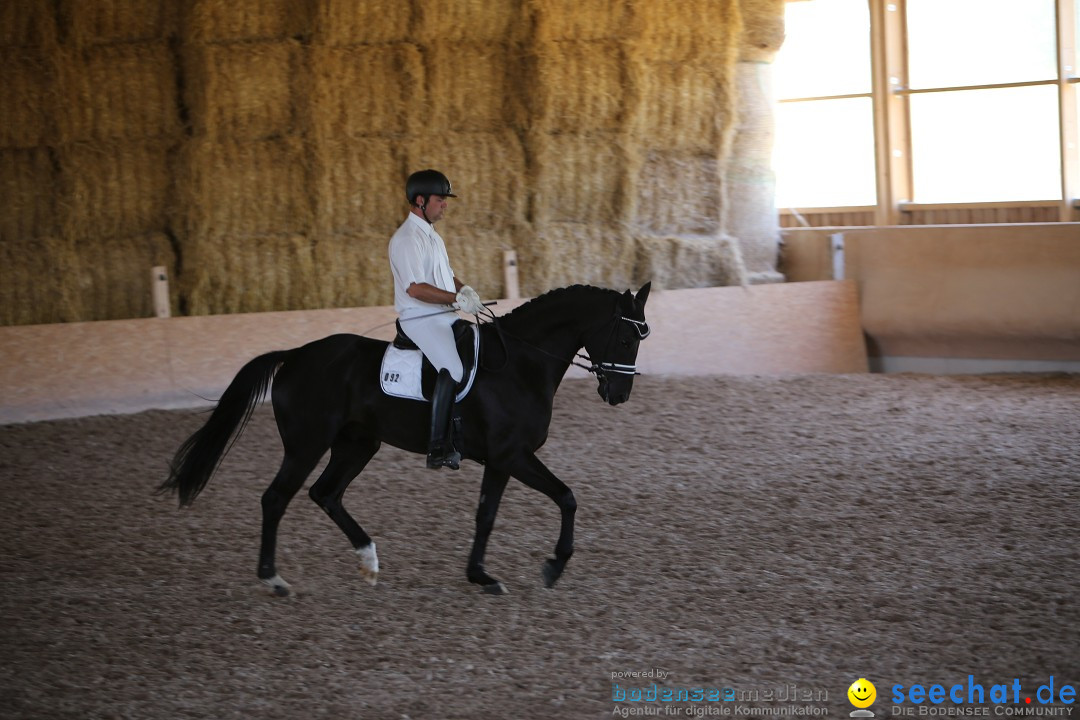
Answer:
[{"xmin": 776, "ymin": 0, "xmax": 1080, "ymax": 224}]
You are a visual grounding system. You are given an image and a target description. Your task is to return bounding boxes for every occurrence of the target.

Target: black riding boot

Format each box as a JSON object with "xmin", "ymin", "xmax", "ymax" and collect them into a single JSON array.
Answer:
[{"xmin": 427, "ymin": 368, "xmax": 461, "ymax": 470}]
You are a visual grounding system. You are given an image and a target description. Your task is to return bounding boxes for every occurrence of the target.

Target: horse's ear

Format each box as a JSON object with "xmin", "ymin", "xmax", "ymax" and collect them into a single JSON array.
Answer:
[{"xmin": 635, "ymin": 281, "xmax": 652, "ymax": 308}]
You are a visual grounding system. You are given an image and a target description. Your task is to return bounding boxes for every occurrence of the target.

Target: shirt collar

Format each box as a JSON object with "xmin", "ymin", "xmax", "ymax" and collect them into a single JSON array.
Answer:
[{"xmin": 406, "ymin": 211, "xmax": 434, "ymax": 235}]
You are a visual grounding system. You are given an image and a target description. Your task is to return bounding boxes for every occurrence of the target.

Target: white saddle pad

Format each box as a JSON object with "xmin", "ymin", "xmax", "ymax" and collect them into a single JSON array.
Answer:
[{"xmin": 379, "ymin": 326, "xmax": 479, "ymax": 403}]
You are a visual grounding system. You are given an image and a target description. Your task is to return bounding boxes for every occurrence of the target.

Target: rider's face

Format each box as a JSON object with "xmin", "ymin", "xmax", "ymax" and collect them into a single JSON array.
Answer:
[{"xmin": 419, "ymin": 194, "xmax": 449, "ymax": 222}]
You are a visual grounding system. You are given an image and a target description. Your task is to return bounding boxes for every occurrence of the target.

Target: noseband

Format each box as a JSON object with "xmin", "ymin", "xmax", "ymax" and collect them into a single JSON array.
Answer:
[{"xmin": 580, "ymin": 314, "xmax": 651, "ymax": 379}]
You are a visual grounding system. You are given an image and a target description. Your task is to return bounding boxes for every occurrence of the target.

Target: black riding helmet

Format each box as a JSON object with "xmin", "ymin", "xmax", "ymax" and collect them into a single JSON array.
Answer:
[{"xmin": 406, "ymin": 169, "xmax": 457, "ymax": 206}]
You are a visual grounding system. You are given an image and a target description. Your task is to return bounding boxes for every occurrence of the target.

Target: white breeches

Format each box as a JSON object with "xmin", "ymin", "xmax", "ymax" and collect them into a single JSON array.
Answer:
[{"xmin": 398, "ymin": 307, "xmax": 463, "ymax": 382}]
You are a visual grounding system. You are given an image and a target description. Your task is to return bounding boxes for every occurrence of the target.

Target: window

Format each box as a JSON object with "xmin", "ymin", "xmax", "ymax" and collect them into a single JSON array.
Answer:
[
  {"xmin": 908, "ymin": 86, "xmax": 1061, "ymax": 203},
  {"xmin": 904, "ymin": 0, "xmax": 1060, "ymax": 203},
  {"xmin": 773, "ymin": 0, "xmax": 875, "ymax": 208},
  {"xmin": 773, "ymin": 0, "xmax": 1080, "ymax": 220},
  {"xmin": 905, "ymin": 0, "xmax": 1056, "ymax": 88}
]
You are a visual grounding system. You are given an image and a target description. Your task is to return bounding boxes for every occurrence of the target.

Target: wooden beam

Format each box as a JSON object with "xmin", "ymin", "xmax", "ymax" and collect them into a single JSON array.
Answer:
[
  {"xmin": 870, "ymin": 0, "xmax": 910, "ymax": 225},
  {"xmin": 1058, "ymin": 0, "xmax": 1079, "ymax": 221}
]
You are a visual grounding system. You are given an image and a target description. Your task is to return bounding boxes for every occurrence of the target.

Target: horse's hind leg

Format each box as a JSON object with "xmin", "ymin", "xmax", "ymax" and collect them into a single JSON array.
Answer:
[
  {"xmin": 308, "ymin": 434, "xmax": 382, "ymax": 586},
  {"xmin": 258, "ymin": 452, "xmax": 322, "ymax": 596}
]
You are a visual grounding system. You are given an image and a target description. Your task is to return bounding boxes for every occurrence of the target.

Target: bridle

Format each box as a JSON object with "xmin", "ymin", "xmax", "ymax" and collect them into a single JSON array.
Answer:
[
  {"xmin": 582, "ymin": 314, "xmax": 651, "ymax": 379},
  {"xmin": 478, "ymin": 304, "xmax": 650, "ymax": 380}
]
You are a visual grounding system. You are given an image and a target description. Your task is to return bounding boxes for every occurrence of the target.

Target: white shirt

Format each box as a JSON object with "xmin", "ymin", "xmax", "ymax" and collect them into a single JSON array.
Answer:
[{"xmin": 388, "ymin": 212, "xmax": 457, "ymax": 315}]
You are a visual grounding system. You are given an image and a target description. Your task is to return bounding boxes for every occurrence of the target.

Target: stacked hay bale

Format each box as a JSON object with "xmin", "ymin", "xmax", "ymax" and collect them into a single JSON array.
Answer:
[
  {"xmin": 386, "ymin": 1, "xmax": 531, "ymax": 302},
  {"xmin": 628, "ymin": 0, "xmax": 750, "ymax": 290},
  {"xmin": 0, "ymin": 15, "xmax": 61, "ymax": 324},
  {"xmin": 306, "ymin": 2, "xmax": 415, "ymax": 309},
  {"xmin": 177, "ymin": 1, "xmax": 316, "ymax": 315},
  {"xmin": 728, "ymin": 0, "xmax": 786, "ymax": 284},
  {"xmin": 1, "ymin": 1, "xmax": 182, "ymax": 325},
  {"xmin": 521, "ymin": 0, "xmax": 640, "ymax": 293},
  {"xmin": 0, "ymin": 0, "xmax": 786, "ymax": 325}
]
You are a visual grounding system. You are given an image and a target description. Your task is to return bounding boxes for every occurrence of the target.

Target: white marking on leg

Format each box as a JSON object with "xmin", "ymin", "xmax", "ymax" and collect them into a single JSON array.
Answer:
[
  {"xmin": 261, "ymin": 574, "xmax": 291, "ymax": 596},
  {"xmin": 355, "ymin": 542, "xmax": 379, "ymax": 586}
]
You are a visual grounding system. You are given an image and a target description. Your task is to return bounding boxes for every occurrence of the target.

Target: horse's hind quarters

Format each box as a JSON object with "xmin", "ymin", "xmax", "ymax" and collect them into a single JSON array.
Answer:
[{"xmin": 356, "ymin": 542, "xmax": 379, "ymax": 586}]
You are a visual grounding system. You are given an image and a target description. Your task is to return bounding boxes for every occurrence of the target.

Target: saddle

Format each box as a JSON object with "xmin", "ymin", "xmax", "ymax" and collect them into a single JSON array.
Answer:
[{"xmin": 380, "ymin": 319, "xmax": 479, "ymax": 402}]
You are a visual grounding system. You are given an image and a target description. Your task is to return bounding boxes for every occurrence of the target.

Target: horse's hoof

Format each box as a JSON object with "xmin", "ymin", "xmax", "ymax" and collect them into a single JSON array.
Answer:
[
  {"xmin": 261, "ymin": 574, "xmax": 292, "ymax": 597},
  {"xmin": 355, "ymin": 542, "xmax": 379, "ymax": 587},
  {"xmin": 542, "ymin": 560, "xmax": 562, "ymax": 589},
  {"xmin": 481, "ymin": 581, "xmax": 508, "ymax": 595}
]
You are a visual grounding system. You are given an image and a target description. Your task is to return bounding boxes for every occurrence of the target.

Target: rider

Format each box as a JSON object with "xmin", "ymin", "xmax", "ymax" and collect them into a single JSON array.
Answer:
[{"xmin": 389, "ymin": 169, "xmax": 486, "ymax": 470}]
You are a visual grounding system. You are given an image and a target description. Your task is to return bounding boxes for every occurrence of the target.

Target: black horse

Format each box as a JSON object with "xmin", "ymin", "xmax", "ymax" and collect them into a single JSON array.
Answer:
[{"xmin": 159, "ymin": 283, "xmax": 651, "ymax": 595}]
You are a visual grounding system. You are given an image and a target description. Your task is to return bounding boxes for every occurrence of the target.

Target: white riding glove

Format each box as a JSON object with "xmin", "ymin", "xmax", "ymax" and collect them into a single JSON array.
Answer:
[{"xmin": 454, "ymin": 285, "xmax": 485, "ymax": 315}]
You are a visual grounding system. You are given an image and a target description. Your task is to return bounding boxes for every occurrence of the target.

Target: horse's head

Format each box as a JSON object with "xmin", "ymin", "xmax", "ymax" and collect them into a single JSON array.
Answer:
[{"xmin": 584, "ymin": 282, "xmax": 652, "ymax": 405}]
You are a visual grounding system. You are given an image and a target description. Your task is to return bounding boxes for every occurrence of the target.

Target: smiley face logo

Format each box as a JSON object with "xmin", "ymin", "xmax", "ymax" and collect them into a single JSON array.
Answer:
[{"xmin": 848, "ymin": 678, "xmax": 877, "ymax": 708}]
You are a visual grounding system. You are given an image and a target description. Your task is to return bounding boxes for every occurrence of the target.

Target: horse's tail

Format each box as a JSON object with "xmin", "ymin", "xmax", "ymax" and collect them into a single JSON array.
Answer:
[{"xmin": 158, "ymin": 350, "xmax": 290, "ymax": 507}]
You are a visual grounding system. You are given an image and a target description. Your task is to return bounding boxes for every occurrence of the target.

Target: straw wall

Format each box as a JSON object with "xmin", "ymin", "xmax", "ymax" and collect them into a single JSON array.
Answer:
[
  {"xmin": 410, "ymin": 131, "xmax": 529, "ymax": 232},
  {"xmin": 55, "ymin": 42, "xmax": 179, "ymax": 143},
  {"xmin": 182, "ymin": 0, "xmax": 310, "ymax": 42},
  {"xmin": 312, "ymin": 136, "xmax": 405, "ymax": 237},
  {"xmin": 0, "ymin": 233, "xmax": 177, "ymax": 325},
  {"xmin": 57, "ymin": 140, "xmax": 174, "ymax": 241},
  {"xmin": 183, "ymin": 234, "xmax": 319, "ymax": 316},
  {"xmin": 59, "ymin": 0, "xmax": 177, "ymax": 46},
  {"xmin": 426, "ymin": 41, "xmax": 528, "ymax": 132},
  {"xmin": 309, "ymin": 44, "xmax": 424, "ymax": 139},
  {"xmin": 524, "ymin": 223, "xmax": 639, "ymax": 292},
  {"xmin": 0, "ymin": 0, "xmax": 56, "ymax": 48},
  {"xmin": 312, "ymin": 0, "xmax": 412, "ymax": 46},
  {"xmin": 177, "ymin": 137, "xmax": 311, "ymax": 239},
  {"xmin": 635, "ymin": 152, "xmax": 722, "ymax": 236},
  {"xmin": 635, "ymin": 233, "xmax": 748, "ymax": 290},
  {"xmin": 0, "ymin": 148, "xmax": 57, "ymax": 242},
  {"xmin": 0, "ymin": 0, "xmax": 785, "ymax": 326},
  {"xmin": 413, "ymin": 0, "xmax": 523, "ymax": 44},
  {"xmin": 530, "ymin": 0, "xmax": 639, "ymax": 42},
  {"xmin": 0, "ymin": 49, "xmax": 54, "ymax": 148},
  {"xmin": 739, "ymin": 0, "xmax": 786, "ymax": 63},
  {"xmin": 532, "ymin": 40, "xmax": 631, "ymax": 134},
  {"xmin": 726, "ymin": 60, "xmax": 783, "ymax": 283},
  {"xmin": 1, "ymin": 236, "xmax": 78, "ymax": 325},
  {"xmin": 444, "ymin": 227, "xmax": 531, "ymax": 303},
  {"xmin": 68, "ymin": 233, "xmax": 178, "ymax": 321},
  {"xmin": 183, "ymin": 40, "xmax": 302, "ymax": 140},
  {"xmin": 313, "ymin": 232, "xmax": 397, "ymax": 309}
]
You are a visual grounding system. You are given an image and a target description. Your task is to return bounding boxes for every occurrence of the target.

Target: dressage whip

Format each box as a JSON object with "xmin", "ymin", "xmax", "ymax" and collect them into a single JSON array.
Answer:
[{"xmin": 355, "ymin": 302, "xmax": 499, "ymax": 338}]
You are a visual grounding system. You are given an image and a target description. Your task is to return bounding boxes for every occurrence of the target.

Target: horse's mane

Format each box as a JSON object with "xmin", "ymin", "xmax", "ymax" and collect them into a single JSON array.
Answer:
[{"xmin": 499, "ymin": 284, "xmax": 620, "ymax": 329}]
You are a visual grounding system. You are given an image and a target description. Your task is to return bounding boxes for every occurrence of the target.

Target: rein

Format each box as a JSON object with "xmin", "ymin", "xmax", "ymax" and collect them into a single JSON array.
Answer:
[
  {"xmin": 362, "ymin": 296, "xmax": 650, "ymax": 380},
  {"xmin": 476, "ymin": 303, "xmax": 649, "ymax": 379}
]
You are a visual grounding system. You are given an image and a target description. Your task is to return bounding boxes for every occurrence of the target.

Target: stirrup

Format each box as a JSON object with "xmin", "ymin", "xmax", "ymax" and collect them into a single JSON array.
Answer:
[{"xmin": 426, "ymin": 447, "xmax": 461, "ymax": 470}]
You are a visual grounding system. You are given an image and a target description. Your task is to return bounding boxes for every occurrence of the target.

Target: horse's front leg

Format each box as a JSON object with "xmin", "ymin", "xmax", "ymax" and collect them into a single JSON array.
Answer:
[
  {"xmin": 510, "ymin": 452, "xmax": 577, "ymax": 588},
  {"xmin": 467, "ymin": 466, "xmax": 510, "ymax": 595}
]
